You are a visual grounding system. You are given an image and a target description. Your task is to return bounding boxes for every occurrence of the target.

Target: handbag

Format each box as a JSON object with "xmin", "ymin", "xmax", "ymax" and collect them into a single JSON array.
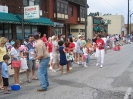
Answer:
[{"xmin": 20, "ymin": 58, "xmax": 28, "ymax": 70}]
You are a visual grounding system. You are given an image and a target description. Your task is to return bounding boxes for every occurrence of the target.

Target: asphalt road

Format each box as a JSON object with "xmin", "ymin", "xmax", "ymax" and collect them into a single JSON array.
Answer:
[{"xmin": 0, "ymin": 43, "xmax": 133, "ymax": 99}]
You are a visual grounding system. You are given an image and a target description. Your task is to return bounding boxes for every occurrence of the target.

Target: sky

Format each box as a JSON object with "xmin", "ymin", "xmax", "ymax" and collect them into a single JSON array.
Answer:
[{"xmin": 87, "ymin": 0, "xmax": 133, "ymax": 24}]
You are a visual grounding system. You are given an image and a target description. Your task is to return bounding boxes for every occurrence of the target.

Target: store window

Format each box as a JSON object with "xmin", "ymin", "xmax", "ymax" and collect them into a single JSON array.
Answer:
[
  {"xmin": 16, "ymin": 25, "xmax": 37, "ymax": 40},
  {"xmin": 23, "ymin": 0, "xmax": 29, "ymax": 6},
  {"xmin": 4, "ymin": 24, "xmax": 12, "ymax": 40},
  {"xmin": 71, "ymin": 29, "xmax": 79, "ymax": 32},
  {"xmin": 64, "ymin": 4, "xmax": 68, "ymax": 14},
  {"xmin": 52, "ymin": 27, "xmax": 62, "ymax": 36},
  {"xmin": 0, "ymin": 23, "xmax": 3, "ymax": 37},
  {"xmin": 70, "ymin": 6, "xmax": 73, "ymax": 16},
  {"xmin": 0, "ymin": 23, "xmax": 12, "ymax": 39}
]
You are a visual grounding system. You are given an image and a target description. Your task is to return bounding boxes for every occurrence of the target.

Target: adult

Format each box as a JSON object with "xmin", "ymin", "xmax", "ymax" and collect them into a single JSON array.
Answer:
[
  {"xmin": 42, "ymin": 34, "xmax": 47, "ymax": 44},
  {"xmin": 81, "ymin": 37, "xmax": 87, "ymax": 46},
  {"xmin": 33, "ymin": 32, "xmax": 50, "ymax": 92},
  {"xmin": 101, "ymin": 35, "xmax": 107, "ymax": 53},
  {"xmin": 73, "ymin": 38, "xmax": 77, "ymax": 63},
  {"xmin": 26, "ymin": 35, "xmax": 37, "ymax": 83},
  {"xmin": 0, "ymin": 37, "xmax": 7, "ymax": 89},
  {"xmin": 96, "ymin": 34, "xmax": 105, "ymax": 68},
  {"xmin": 75, "ymin": 35, "xmax": 83, "ymax": 65},
  {"xmin": 51, "ymin": 36, "xmax": 59, "ymax": 72},
  {"xmin": 11, "ymin": 40, "xmax": 23, "ymax": 84},
  {"xmin": 67, "ymin": 38, "xmax": 75, "ymax": 70},
  {"xmin": 47, "ymin": 37, "xmax": 53, "ymax": 70}
]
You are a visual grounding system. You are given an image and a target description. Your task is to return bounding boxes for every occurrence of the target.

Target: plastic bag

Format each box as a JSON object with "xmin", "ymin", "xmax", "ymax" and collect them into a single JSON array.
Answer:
[{"xmin": 20, "ymin": 58, "xmax": 28, "ymax": 70}]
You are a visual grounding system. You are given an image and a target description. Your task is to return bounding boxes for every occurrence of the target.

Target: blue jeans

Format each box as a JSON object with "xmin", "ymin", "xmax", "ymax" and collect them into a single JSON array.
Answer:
[
  {"xmin": 38, "ymin": 57, "xmax": 50, "ymax": 90},
  {"xmin": 86, "ymin": 55, "xmax": 90, "ymax": 63}
]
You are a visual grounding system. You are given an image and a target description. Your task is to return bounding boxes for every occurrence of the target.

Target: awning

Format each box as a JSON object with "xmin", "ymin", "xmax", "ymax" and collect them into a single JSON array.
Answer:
[
  {"xmin": 104, "ymin": 28, "xmax": 108, "ymax": 32},
  {"xmin": 0, "ymin": 12, "xmax": 20, "ymax": 24},
  {"xmin": 16, "ymin": 14, "xmax": 54, "ymax": 26},
  {"xmin": 94, "ymin": 26, "xmax": 103, "ymax": 32}
]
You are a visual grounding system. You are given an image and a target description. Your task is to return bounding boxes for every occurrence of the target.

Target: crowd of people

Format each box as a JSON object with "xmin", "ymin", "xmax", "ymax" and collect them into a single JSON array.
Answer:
[{"xmin": 0, "ymin": 32, "xmax": 132, "ymax": 94}]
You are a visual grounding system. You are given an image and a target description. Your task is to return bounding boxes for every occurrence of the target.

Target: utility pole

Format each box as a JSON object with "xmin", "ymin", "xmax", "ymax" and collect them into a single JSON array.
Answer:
[
  {"xmin": 85, "ymin": 0, "xmax": 87, "ymax": 40},
  {"xmin": 127, "ymin": 0, "xmax": 129, "ymax": 34},
  {"xmin": 130, "ymin": 13, "xmax": 133, "ymax": 34}
]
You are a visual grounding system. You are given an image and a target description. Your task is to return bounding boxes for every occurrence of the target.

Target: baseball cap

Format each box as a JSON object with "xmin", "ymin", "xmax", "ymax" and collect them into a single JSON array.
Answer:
[{"xmin": 33, "ymin": 32, "xmax": 39, "ymax": 37}]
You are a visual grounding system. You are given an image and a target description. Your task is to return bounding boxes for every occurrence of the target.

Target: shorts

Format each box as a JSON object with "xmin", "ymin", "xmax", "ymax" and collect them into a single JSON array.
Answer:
[
  {"xmin": 52, "ymin": 54, "xmax": 59, "ymax": 63},
  {"xmin": 76, "ymin": 49, "xmax": 83, "ymax": 54},
  {"xmin": 11, "ymin": 60, "xmax": 21, "ymax": 68},
  {"xmin": 83, "ymin": 55, "xmax": 88, "ymax": 59},
  {"xmin": 50, "ymin": 53, "xmax": 53, "ymax": 60},
  {"xmin": 2, "ymin": 77, "xmax": 9, "ymax": 86},
  {"xmin": 27, "ymin": 60, "xmax": 36, "ymax": 71}
]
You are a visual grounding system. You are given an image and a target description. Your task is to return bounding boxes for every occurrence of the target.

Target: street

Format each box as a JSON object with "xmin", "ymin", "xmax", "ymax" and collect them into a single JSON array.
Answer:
[{"xmin": 0, "ymin": 43, "xmax": 133, "ymax": 99}]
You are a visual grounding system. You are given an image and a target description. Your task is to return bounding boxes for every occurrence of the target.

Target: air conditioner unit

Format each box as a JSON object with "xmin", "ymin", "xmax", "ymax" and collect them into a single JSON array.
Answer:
[{"xmin": 30, "ymin": 0, "xmax": 35, "ymax": 1}]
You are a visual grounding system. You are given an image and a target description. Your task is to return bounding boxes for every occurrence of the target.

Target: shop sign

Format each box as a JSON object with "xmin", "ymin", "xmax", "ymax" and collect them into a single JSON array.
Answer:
[
  {"xmin": 54, "ymin": 22, "xmax": 64, "ymax": 27},
  {"xmin": 24, "ymin": 5, "xmax": 40, "ymax": 19},
  {"xmin": 0, "ymin": 6, "xmax": 8, "ymax": 13}
]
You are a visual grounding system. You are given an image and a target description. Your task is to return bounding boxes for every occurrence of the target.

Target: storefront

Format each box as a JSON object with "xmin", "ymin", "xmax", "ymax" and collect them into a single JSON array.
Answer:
[{"xmin": 52, "ymin": 22, "xmax": 64, "ymax": 36}]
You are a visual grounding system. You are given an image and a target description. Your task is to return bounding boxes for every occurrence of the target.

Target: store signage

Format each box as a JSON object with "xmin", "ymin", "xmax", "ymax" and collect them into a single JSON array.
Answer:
[
  {"xmin": 54, "ymin": 22, "xmax": 64, "ymax": 27},
  {"xmin": 24, "ymin": 5, "xmax": 40, "ymax": 19},
  {"xmin": 0, "ymin": 6, "xmax": 8, "ymax": 13}
]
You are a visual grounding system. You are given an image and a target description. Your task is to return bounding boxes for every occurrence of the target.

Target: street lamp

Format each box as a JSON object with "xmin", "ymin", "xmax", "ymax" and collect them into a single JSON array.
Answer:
[{"xmin": 130, "ymin": 13, "xmax": 133, "ymax": 34}]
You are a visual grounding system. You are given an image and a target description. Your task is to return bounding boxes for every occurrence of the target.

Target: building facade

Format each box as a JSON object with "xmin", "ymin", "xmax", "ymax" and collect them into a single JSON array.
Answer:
[
  {"xmin": 0, "ymin": 0, "xmax": 86, "ymax": 40},
  {"xmin": 97, "ymin": 13, "xmax": 126, "ymax": 35},
  {"xmin": 87, "ymin": 16, "xmax": 108, "ymax": 39}
]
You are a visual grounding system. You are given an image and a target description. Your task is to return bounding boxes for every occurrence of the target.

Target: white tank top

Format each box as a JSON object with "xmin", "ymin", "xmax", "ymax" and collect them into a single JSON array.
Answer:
[{"xmin": 83, "ymin": 48, "xmax": 88, "ymax": 55}]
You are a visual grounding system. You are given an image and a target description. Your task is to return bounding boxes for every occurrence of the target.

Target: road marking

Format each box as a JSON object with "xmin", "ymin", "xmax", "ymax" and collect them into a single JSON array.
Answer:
[{"xmin": 124, "ymin": 87, "xmax": 132, "ymax": 99}]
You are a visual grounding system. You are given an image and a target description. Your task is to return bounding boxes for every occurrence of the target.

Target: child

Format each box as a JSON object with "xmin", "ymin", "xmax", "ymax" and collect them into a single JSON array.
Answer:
[
  {"xmin": 1, "ymin": 55, "xmax": 10, "ymax": 94},
  {"xmin": 83, "ymin": 44, "xmax": 88, "ymax": 67},
  {"xmin": 58, "ymin": 41, "xmax": 67, "ymax": 74}
]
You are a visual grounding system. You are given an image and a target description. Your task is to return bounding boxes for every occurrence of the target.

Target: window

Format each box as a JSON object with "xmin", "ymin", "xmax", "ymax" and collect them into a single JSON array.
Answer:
[
  {"xmin": 23, "ymin": 0, "xmax": 41, "ymax": 8},
  {"xmin": 70, "ymin": 6, "xmax": 73, "ymax": 16},
  {"xmin": 56, "ymin": 1, "xmax": 68, "ymax": 14},
  {"xmin": 0, "ymin": 24, "xmax": 12, "ymax": 40},
  {"xmin": 71, "ymin": 29, "xmax": 79, "ymax": 32},
  {"xmin": 80, "ymin": 29, "xmax": 85, "ymax": 32},
  {"xmin": 80, "ymin": 8, "xmax": 85, "ymax": 18},
  {"xmin": 16, "ymin": 25, "xmax": 37, "ymax": 40},
  {"xmin": 61, "ymin": 3, "xmax": 64, "ymax": 13},
  {"xmin": 4, "ymin": 24, "xmax": 12, "ymax": 40},
  {"xmin": 23, "ymin": 0, "xmax": 29, "ymax": 6},
  {"xmin": 64, "ymin": 4, "xmax": 68, "ymax": 14},
  {"xmin": 57, "ymin": 1, "xmax": 61, "ymax": 13}
]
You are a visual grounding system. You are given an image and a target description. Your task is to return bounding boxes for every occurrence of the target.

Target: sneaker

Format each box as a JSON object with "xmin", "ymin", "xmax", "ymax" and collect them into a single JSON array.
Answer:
[
  {"xmin": 69, "ymin": 67, "xmax": 72, "ymax": 70},
  {"xmin": 51, "ymin": 69, "xmax": 56, "ymax": 72},
  {"xmin": 84, "ymin": 65, "xmax": 88, "ymax": 68},
  {"xmin": 49, "ymin": 67, "xmax": 52, "ymax": 70},
  {"xmin": 37, "ymin": 89, "xmax": 47, "ymax": 92},
  {"xmin": 96, "ymin": 63, "xmax": 99, "ymax": 66},
  {"xmin": 100, "ymin": 65, "xmax": 103, "ymax": 68},
  {"xmin": 56, "ymin": 68, "xmax": 61, "ymax": 71}
]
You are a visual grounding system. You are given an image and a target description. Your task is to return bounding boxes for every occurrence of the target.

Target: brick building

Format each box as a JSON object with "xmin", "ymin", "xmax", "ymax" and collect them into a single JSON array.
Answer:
[{"xmin": 0, "ymin": 0, "xmax": 86, "ymax": 40}]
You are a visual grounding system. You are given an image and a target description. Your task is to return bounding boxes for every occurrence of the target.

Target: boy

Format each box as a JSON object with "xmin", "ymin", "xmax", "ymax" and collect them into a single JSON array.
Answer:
[{"xmin": 1, "ymin": 55, "xmax": 10, "ymax": 94}]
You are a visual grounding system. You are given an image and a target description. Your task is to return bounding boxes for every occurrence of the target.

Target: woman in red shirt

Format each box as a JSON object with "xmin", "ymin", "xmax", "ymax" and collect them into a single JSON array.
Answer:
[
  {"xmin": 96, "ymin": 34, "xmax": 105, "ymax": 68},
  {"xmin": 47, "ymin": 37, "xmax": 53, "ymax": 70},
  {"xmin": 68, "ymin": 38, "xmax": 75, "ymax": 70}
]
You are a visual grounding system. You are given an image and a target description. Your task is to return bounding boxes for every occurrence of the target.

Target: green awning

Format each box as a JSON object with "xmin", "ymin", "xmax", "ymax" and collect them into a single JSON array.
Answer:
[
  {"xmin": 0, "ymin": 12, "xmax": 20, "ymax": 24},
  {"xmin": 16, "ymin": 14, "xmax": 54, "ymax": 26},
  {"xmin": 104, "ymin": 28, "xmax": 108, "ymax": 32},
  {"xmin": 94, "ymin": 26, "xmax": 103, "ymax": 32}
]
